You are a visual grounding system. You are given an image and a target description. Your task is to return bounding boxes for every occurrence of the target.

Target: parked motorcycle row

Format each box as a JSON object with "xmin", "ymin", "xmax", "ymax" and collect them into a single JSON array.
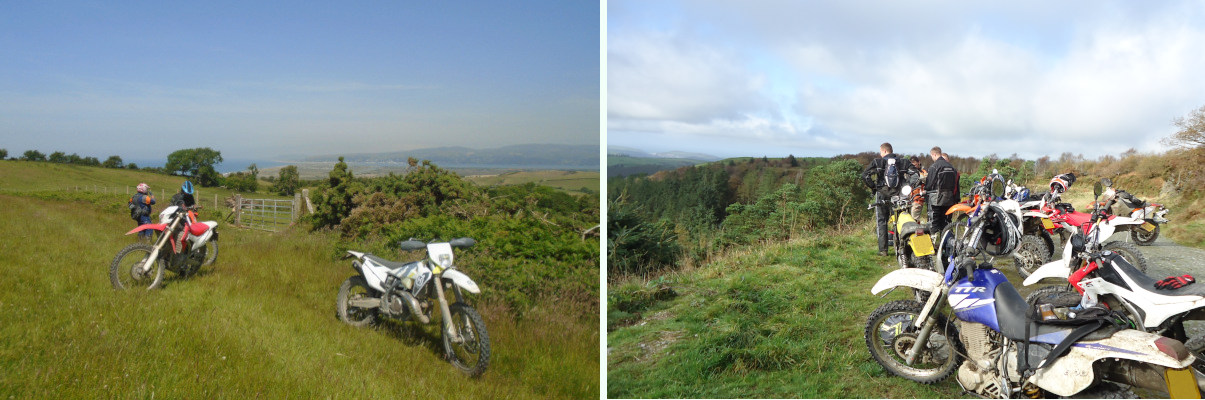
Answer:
[
  {"xmin": 107, "ymin": 184, "xmax": 490, "ymax": 377},
  {"xmin": 865, "ymin": 173, "xmax": 1200, "ymax": 398}
]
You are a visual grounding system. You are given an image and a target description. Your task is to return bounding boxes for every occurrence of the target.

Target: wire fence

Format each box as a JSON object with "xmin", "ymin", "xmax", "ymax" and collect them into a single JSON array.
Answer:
[{"xmin": 62, "ymin": 185, "xmax": 223, "ymax": 209}]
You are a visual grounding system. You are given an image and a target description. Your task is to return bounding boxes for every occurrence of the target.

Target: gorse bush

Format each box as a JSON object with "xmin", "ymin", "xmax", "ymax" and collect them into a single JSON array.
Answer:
[{"xmin": 306, "ymin": 159, "xmax": 600, "ymax": 316}]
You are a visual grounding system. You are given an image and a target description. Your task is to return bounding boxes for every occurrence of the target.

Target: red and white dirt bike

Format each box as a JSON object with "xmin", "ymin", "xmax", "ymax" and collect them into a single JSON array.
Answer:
[{"xmin": 109, "ymin": 204, "xmax": 219, "ymax": 290}]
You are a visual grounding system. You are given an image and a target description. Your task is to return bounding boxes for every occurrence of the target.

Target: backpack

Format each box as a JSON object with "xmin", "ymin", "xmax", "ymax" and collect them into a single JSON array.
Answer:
[
  {"xmin": 128, "ymin": 195, "xmax": 149, "ymax": 221},
  {"xmin": 883, "ymin": 157, "xmax": 900, "ymax": 189}
]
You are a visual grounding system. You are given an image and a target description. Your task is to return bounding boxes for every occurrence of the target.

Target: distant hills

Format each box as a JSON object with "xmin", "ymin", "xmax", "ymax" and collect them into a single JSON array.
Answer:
[
  {"xmin": 607, "ymin": 146, "xmax": 720, "ymax": 161},
  {"xmin": 293, "ymin": 144, "xmax": 599, "ymax": 170},
  {"xmin": 606, "ymin": 146, "xmax": 720, "ymax": 178}
]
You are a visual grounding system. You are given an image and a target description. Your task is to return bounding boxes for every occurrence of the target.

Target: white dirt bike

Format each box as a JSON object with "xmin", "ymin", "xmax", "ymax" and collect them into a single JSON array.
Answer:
[
  {"xmin": 110, "ymin": 204, "xmax": 218, "ymax": 290},
  {"xmin": 866, "ymin": 180, "xmax": 1201, "ymax": 398},
  {"xmin": 337, "ymin": 238, "xmax": 490, "ymax": 377}
]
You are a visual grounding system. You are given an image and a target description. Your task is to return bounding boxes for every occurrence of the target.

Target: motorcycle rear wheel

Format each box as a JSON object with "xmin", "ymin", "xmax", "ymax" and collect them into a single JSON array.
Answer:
[
  {"xmin": 1130, "ymin": 221, "xmax": 1159, "ymax": 245},
  {"xmin": 337, "ymin": 276, "xmax": 378, "ymax": 327},
  {"xmin": 201, "ymin": 240, "xmax": 218, "ymax": 266},
  {"xmin": 864, "ymin": 299, "xmax": 961, "ymax": 384},
  {"xmin": 443, "ymin": 303, "xmax": 491, "ymax": 378},
  {"xmin": 110, "ymin": 243, "xmax": 164, "ymax": 290},
  {"xmin": 1013, "ymin": 235, "xmax": 1051, "ymax": 278}
]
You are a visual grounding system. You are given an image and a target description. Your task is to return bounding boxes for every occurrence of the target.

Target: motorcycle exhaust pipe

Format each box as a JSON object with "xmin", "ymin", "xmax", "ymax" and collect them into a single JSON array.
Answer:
[
  {"xmin": 398, "ymin": 291, "xmax": 430, "ymax": 324},
  {"xmin": 1099, "ymin": 360, "xmax": 1204, "ymax": 397}
]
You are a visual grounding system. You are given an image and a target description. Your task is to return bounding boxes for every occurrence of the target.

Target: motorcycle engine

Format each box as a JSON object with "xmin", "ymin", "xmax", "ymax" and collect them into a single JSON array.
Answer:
[
  {"xmin": 956, "ymin": 321, "xmax": 1007, "ymax": 398},
  {"xmin": 384, "ymin": 293, "xmax": 410, "ymax": 317}
]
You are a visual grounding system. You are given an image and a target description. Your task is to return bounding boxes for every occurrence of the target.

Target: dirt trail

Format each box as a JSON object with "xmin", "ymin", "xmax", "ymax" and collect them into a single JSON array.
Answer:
[{"xmin": 1109, "ymin": 232, "xmax": 1205, "ymax": 279}]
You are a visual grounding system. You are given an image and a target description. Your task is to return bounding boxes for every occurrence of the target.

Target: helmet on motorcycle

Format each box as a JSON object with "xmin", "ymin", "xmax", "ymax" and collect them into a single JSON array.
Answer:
[
  {"xmin": 968, "ymin": 203, "xmax": 1022, "ymax": 256},
  {"xmin": 136, "ymin": 183, "xmax": 149, "ymax": 194},
  {"xmin": 1049, "ymin": 173, "xmax": 1075, "ymax": 195},
  {"xmin": 181, "ymin": 181, "xmax": 194, "ymax": 195}
]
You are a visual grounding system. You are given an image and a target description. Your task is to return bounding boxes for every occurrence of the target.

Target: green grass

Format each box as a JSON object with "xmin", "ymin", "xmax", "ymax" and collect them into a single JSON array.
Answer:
[
  {"xmin": 465, "ymin": 170, "xmax": 599, "ymax": 194},
  {"xmin": 606, "ymin": 228, "xmax": 968, "ymax": 398},
  {"xmin": 0, "ymin": 162, "xmax": 598, "ymax": 398}
]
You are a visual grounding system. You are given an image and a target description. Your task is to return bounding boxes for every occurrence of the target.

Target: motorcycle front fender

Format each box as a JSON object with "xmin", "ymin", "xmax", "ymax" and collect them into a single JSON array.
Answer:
[
  {"xmin": 870, "ymin": 268, "xmax": 943, "ymax": 296},
  {"xmin": 1029, "ymin": 330, "xmax": 1194, "ymax": 397},
  {"xmin": 126, "ymin": 223, "xmax": 168, "ymax": 235},
  {"xmin": 946, "ymin": 203, "xmax": 975, "ymax": 216},
  {"xmin": 1022, "ymin": 257, "xmax": 1073, "ymax": 286},
  {"xmin": 442, "ymin": 269, "xmax": 480, "ymax": 294}
]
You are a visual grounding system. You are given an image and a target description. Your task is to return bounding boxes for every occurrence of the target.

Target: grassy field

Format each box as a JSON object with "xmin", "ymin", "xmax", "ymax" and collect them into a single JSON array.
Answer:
[
  {"xmin": 0, "ymin": 161, "xmax": 598, "ymax": 398},
  {"xmin": 606, "ymin": 224, "xmax": 1062, "ymax": 399},
  {"xmin": 465, "ymin": 170, "xmax": 599, "ymax": 194}
]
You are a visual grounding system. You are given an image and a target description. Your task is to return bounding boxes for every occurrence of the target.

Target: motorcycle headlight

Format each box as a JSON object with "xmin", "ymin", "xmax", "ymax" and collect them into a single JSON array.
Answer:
[{"xmin": 437, "ymin": 254, "xmax": 453, "ymax": 269}]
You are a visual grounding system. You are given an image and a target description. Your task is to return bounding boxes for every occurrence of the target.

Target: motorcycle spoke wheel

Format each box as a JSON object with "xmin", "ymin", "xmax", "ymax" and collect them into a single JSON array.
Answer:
[
  {"xmin": 202, "ymin": 240, "xmax": 218, "ymax": 266},
  {"xmin": 336, "ymin": 276, "xmax": 377, "ymax": 327},
  {"xmin": 1102, "ymin": 241, "xmax": 1149, "ymax": 273},
  {"xmin": 109, "ymin": 243, "xmax": 164, "ymax": 290},
  {"xmin": 1130, "ymin": 222, "xmax": 1159, "ymax": 245},
  {"xmin": 443, "ymin": 303, "xmax": 490, "ymax": 377},
  {"xmin": 1013, "ymin": 235, "xmax": 1050, "ymax": 278},
  {"xmin": 864, "ymin": 299, "xmax": 961, "ymax": 384}
]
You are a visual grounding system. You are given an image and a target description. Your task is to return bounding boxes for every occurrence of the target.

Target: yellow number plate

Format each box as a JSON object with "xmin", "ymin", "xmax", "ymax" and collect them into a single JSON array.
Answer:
[
  {"xmin": 910, "ymin": 234, "xmax": 935, "ymax": 257},
  {"xmin": 1142, "ymin": 221, "xmax": 1157, "ymax": 231},
  {"xmin": 1041, "ymin": 218, "xmax": 1054, "ymax": 230},
  {"xmin": 1165, "ymin": 366, "xmax": 1201, "ymax": 399}
]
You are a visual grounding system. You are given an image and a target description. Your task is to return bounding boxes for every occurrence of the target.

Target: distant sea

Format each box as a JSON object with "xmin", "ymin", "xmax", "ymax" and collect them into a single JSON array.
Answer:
[{"xmin": 124, "ymin": 158, "xmax": 292, "ymax": 174}]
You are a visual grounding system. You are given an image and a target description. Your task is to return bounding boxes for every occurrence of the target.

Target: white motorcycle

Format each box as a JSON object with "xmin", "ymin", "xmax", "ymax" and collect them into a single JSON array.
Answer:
[
  {"xmin": 337, "ymin": 238, "xmax": 490, "ymax": 377},
  {"xmin": 110, "ymin": 205, "xmax": 219, "ymax": 290},
  {"xmin": 867, "ymin": 180, "xmax": 1201, "ymax": 398}
]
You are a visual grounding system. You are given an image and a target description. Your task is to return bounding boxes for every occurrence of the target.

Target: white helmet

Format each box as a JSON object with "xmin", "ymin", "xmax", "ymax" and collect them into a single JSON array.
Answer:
[{"xmin": 136, "ymin": 183, "xmax": 149, "ymax": 194}]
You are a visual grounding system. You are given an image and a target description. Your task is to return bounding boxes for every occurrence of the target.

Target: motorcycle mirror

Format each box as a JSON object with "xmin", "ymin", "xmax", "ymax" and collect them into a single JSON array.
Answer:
[
  {"xmin": 1093, "ymin": 181, "xmax": 1103, "ymax": 199},
  {"xmin": 991, "ymin": 178, "xmax": 1005, "ymax": 198}
]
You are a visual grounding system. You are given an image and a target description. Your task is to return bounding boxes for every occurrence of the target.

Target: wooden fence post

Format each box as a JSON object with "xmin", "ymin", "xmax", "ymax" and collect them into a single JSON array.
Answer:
[
  {"xmin": 293, "ymin": 193, "xmax": 302, "ymax": 221},
  {"xmin": 302, "ymin": 189, "xmax": 313, "ymax": 213},
  {"xmin": 233, "ymin": 194, "xmax": 243, "ymax": 227}
]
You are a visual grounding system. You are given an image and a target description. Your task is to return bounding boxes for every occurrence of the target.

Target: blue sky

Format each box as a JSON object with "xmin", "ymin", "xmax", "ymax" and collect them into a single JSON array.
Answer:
[
  {"xmin": 607, "ymin": 1, "xmax": 1205, "ymax": 160},
  {"xmin": 1, "ymin": 1, "xmax": 599, "ymax": 165}
]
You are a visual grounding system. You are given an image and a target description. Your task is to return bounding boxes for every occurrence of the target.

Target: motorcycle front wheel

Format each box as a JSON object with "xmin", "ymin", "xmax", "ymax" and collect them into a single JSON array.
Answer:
[
  {"xmin": 336, "ymin": 276, "xmax": 378, "ymax": 327},
  {"xmin": 1102, "ymin": 241, "xmax": 1148, "ymax": 272},
  {"xmin": 1131, "ymin": 221, "xmax": 1159, "ymax": 245},
  {"xmin": 110, "ymin": 243, "xmax": 164, "ymax": 290},
  {"xmin": 443, "ymin": 303, "xmax": 491, "ymax": 378},
  {"xmin": 864, "ymin": 299, "xmax": 961, "ymax": 384}
]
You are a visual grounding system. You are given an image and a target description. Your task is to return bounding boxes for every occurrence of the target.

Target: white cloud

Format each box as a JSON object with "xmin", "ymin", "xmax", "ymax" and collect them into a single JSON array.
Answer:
[{"xmin": 608, "ymin": 1, "xmax": 1205, "ymax": 160}]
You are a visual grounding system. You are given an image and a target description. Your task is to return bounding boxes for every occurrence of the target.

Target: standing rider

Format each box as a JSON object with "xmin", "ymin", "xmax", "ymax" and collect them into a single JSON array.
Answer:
[
  {"xmin": 925, "ymin": 146, "xmax": 960, "ymax": 234},
  {"xmin": 128, "ymin": 183, "xmax": 156, "ymax": 241},
  {"xmin": 861, "ymin": 143, "xmax": 907, "ymax": 256},
  {"xmin": 171, "ymin": 181, "xmax": 197, "ymax": 209}
]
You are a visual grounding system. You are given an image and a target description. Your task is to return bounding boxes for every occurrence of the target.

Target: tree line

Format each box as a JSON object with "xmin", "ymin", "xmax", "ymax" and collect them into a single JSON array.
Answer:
[{"xmin": 2, "ymin": 147, "xmax": 302, "ymax": 196}]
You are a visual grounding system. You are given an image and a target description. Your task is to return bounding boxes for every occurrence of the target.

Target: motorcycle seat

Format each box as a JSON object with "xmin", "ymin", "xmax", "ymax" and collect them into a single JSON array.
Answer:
[
  {"xmin": 899, "ymin": 221, "xmax": 929, "ymax": 235},
  {"xmin": 994, "ymin": 279, "xmax": 1119, "ymax": 343},
  {"xmin": 364, "ymin": 254, "xmax": 418, "ymax": 271},
  {"xmin": 1103, "ymin": 253, "xmax": 1205, "ymax": 298},
  {"xmin": 188, "ymin": 222, "xmax": 210, "ymax": 236}
]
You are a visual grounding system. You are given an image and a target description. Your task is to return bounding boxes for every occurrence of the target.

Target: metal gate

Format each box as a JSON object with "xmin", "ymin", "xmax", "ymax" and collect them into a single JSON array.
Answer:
[{"xmin": 236, "ymin": 198, "xmax": 296, "ymax": 232}]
